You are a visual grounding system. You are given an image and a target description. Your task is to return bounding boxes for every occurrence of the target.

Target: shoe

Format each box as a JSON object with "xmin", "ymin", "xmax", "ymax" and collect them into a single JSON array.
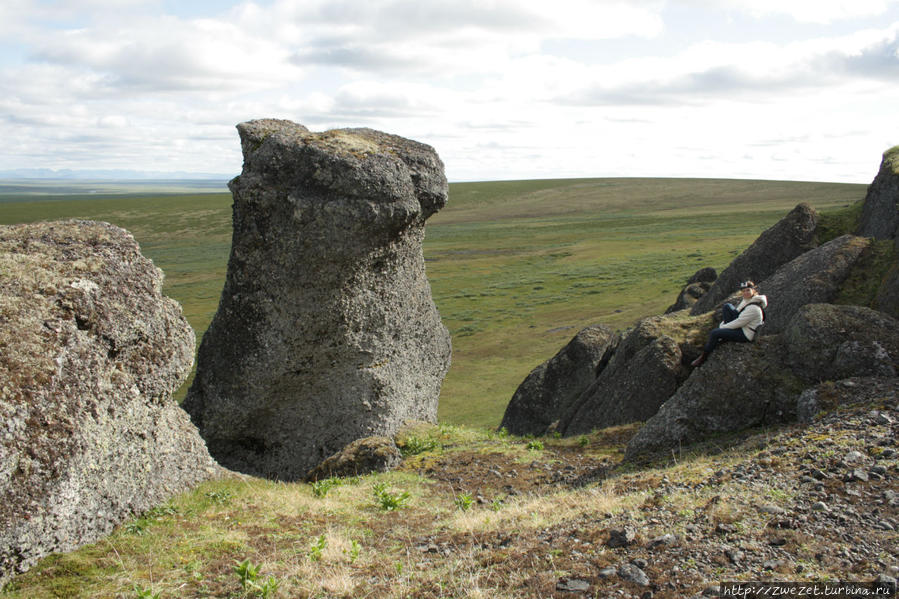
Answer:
[{"xmin": 690, "ymin": 352, "xmax": 708, "ymax": 367}]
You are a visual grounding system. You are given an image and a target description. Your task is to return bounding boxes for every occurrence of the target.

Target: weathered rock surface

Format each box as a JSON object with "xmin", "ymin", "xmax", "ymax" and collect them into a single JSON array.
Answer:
[
  {"xmin": 756, "ymin": 235, "xmax": 871, "ymax": 333},
  {"xmin": 781, "ymin": 304, "xmax": 899, "ymax": 382},
  {"xmin": 857, "ymin": 146, "xmax": 899, "ymax": 241},
  {"xmin": 182, "ymin": 119, "xmax": 451, "ymax": 481},
  {"xmin": 0, "ymin": 220, "xmax": 218, "ymax": 586},
  {"xmin": 559, "ymin": 315, "xmax": 694, "ymax": 436},
  {"xmin": 306, "ymin": 436, "xmax": 401, "ymax": 481},
  {"xmin": 666, "ymin": 267, "xmax": 717, "ymax": 313},
  {"xmin": 499, "ymin": 325, "xmax": 618, "ymax": 436},
  {"xmin": 691, "ymin": 203, "xmax": 819, "ymax": 315},
  {"xmin": 626, "ymin": 304, "xmax": 899, "ymax": 458},
  {"xmin": 624, "ymin": 339, "xmax": 799, "ymax": 460}
]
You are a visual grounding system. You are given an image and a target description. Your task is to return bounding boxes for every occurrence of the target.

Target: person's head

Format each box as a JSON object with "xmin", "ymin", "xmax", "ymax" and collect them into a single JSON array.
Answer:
[{"xmin": 739, "ymin": 280, "xmax": 758, "ymax": 297}]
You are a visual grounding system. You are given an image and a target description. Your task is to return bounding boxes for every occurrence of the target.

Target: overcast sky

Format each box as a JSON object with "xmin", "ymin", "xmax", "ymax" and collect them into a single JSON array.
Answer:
[{"xmin": 2, "ymin": 0, "xmax": 898, "ymax": 183}]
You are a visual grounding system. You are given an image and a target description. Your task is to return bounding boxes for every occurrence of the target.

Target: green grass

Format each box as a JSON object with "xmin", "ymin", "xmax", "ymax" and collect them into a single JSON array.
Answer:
[{"xmin": 0, "ymin": 177, "xmax": 865, "ymax": 427}]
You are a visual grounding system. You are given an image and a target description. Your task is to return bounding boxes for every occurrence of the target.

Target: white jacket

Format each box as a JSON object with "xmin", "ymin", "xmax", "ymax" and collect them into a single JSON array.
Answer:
[{"xmin": 720, "ymin": 295, "xmax": 768, "ymax": 341}]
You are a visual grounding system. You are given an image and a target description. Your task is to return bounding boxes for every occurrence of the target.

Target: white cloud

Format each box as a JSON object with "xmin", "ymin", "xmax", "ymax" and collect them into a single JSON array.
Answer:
[
  {"xmin": 559, "ymin": 23, "xmax": 899, "ymax": 105},
  {"xmin": 719, "ymin": 0, "xmax": 899, "ymax": 24}
]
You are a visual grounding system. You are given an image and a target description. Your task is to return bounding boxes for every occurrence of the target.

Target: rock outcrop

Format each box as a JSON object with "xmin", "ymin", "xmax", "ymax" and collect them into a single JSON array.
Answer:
[
  {"xmin": 857, "ymin": 146, "xmax": 899, "ymax": 241},
  {"xmin": 623, "ymin": 339, "xmax": 799, "ymax": 460},
  {"xmin": 755, "ymin": 234, "xmax": 871, "ymax": 333},
  {"xmin": 690, "ymin": 203, "xmax": 819, "ymax": 315},
  {"xmin": 559, "ymin": 317, "xmax": 692, "ymax": 435},
  {"xmin": 499, "ymin": 325, "xmax": 618, "ymax": 436},
  {"xmin": 665, "ymin": 267, "xmax": 717, "ymax": 313},
  {"xmin": 501, "ymin": 147, "xmax": 899, "ymax": 461},
  {"xmin": 182, "ymin": 119, "xmax": 451, "ymax": 481},
  {"xmin": 625, "ymin": 304, "xmax": 899, "ymax": 458},
  {"xmin": 0, "ymin": 220, "xmax": 218, "ymax": 586},
  {"xmin": 781, "ymin": 304, "xmax": 899, "ymax": 382}
]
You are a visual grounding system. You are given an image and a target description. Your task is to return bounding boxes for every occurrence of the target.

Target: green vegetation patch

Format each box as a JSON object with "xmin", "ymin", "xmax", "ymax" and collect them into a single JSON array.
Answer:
[
  {"xmin": 814, "ymin": 199, "xmax": 864, "ymax": 244},
  {"xmin": 834, "ymin": 239, "xmax": 898, "ymax": 308}
]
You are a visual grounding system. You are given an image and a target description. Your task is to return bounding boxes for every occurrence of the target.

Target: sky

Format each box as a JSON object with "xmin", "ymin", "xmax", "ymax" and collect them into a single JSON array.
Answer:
[{"xmin": 1, "ymin": 0, "xmax": 898, "ymax": 183}]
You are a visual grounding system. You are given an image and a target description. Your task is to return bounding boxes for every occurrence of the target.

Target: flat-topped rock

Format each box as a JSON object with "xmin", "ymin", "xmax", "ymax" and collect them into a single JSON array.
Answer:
[{"xmin": 183, "ymin": 119, "xmax": 451, "ymax": 480}]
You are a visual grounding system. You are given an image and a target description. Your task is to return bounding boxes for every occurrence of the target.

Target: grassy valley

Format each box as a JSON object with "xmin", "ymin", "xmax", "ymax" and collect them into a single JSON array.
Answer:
[{"xmin": 0, "ymin": 177, "xmax": 865, "ymax": 427}]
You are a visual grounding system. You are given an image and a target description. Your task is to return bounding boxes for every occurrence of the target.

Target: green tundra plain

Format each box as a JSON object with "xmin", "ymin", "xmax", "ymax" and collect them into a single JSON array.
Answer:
[{"xmin": 0, "ymin": 177, "xmax": 866, "ymax": 427}]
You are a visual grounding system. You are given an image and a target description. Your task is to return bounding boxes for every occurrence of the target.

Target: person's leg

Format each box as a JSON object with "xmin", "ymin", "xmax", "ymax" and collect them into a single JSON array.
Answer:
[{"xmin": 703, "ymin": 327, "xmax": 748, "ymax": 353}]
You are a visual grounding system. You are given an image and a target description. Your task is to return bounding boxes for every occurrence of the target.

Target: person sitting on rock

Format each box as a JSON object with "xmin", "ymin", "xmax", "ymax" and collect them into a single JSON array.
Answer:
[{"xmin": 691, "ymin": 280, "xmax": 767, "ymax": 367}]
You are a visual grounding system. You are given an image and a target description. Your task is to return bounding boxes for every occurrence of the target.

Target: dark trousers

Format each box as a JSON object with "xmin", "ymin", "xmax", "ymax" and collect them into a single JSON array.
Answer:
[{"xmin": 703, "ymin": 303, "xmax": 749, "ymax": 353}]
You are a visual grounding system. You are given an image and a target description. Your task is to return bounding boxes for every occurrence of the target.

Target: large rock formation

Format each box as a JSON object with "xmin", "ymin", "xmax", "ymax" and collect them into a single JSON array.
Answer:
[
  {"xmin": 690, "ymin": 203, "xmax": 819, "ymax": 315},
  {"xmin": 183, "ymin": 119, "xmax": 451, "ymax": 481},
  {"xmin": 781, "ymin": 304, "xmax": 899, "ymax": 382},
  {"xmin": 558, "ymin": 316, "xmax": 694, "ymax": 435},
  {"xmin": 625, "ymin": 304, "xmax": 899, "ymax": 459},
  {"xmin": 499, "ymin": 325, "xmax": 618, "ymax": 436},
  {"xmin": 0, "ymin": 220, "xmax": 218, "ymax": 586},
  {"xmin": 755, "ymin": 234, "xmax": 871, "ymax": 333},
  {"xmin": 857, "ymin": 146, "xmax": 899, "ymax": 241},
  {"xmin": 623, "ymin": 339, "xmax": 799, "ymax": 460}
]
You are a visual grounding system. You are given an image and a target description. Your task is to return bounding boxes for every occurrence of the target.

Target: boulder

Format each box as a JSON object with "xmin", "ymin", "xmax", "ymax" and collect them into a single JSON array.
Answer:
[
  {"xmin": 756, "ymin": 235, "xmax": 871, "ymax": 333},
  {"xmin": 182, "ymin": 119, "xmax": 452, "ymax": 481},
  {"xmin": 857, "ymin": 146, "xmax": 899, "ymax": 241},
  {"xmin": 781, "ymin": 303, "xmax": 899, "ymax": 382},
  {"xmin": 559, "ymin": 315, "xmax": 695, "ymax": 436},
  {"xmin": 624, "ymin": 339, "xmax": 800, "ymax": 460},
  {"xmin": 499, "ymin": 325, "xmax": 618, "ymax": 436},
  {"xmin": 0, "ymin": 220, "xmax": 218, "ymax": 586},
  {"xmin": 306, "ymin": 436, "xmax": 401, "ymax": 481},
  {"xmin": 691, "ymin": 203, "xmax": 819, "ymax": 315},
  {"xmin": 665, "ymin": 267, "xmax": 717, "ymax": 313}
]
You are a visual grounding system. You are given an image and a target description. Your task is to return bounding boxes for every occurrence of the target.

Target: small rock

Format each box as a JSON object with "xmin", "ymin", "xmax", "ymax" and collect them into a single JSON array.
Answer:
[
  {"xmin": 879, "ymin": 448, "xmax": 896, "ymax": 459},
  {"xmin": 647, "ymin": 533, "xmax": 677, "ymax": 550},
  {"xmin": 845, "ymin": 468, "xmax": 870, "ymax": 482},
  {"xmin": 607, "ymin": 527, "xmax": 637, "ymax": 548},
  {"xmin": 874, "ymin": 412, "xmax": 894, "ymax": 425},
  {"xmin": 725, "ymin": 548, "xmax": 744, "ymax": 564},
  {"xmin": 844, "ymin": 450, "xmax": 867, "ymax": 464},
  {"xmin": 871, "ymin": 465, "xmax": 888, "ymax": 476},
  {"xmin": 618, "ymin": 563, "xmax": 651, "ymax": 587},
  {"xmin": 758, "ymin": 504, "xmax": 787, "ymax": 515},
  {"xmin": 597, "ymin": 566, "xmax": 617, "ymax": 578},
  {"xmin": 715, "ymin": 523, "xmax": 736, "ymax": 534},
  {"xmin": 763, "ymin": 559, "xmax": 786, "ymax": 570},
  {"xmin": 556, "ymin": 578, "xmax": 590, "ymax": 593},
  {"xmin": 632, "ymin": 558, "xmax": 648, "ymax": 569},
  {"xmin": 811, "ymin": 501, "xmax": 829, "ymax": 512},
  {"xmin": 769, "ymin": 537, "xmax": 788, "ymax": 546}
]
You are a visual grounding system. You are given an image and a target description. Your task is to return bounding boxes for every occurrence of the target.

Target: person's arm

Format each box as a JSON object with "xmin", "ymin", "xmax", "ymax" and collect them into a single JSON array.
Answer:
[{"xmin": 720, "ymin": 305, "xmax": 759, "ymax": 330}]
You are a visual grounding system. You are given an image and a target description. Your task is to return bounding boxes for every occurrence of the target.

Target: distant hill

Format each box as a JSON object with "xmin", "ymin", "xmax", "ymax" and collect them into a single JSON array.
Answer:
[{"xmin": 0, "ymin": 168, "xmax": 233, "ymax": 181}]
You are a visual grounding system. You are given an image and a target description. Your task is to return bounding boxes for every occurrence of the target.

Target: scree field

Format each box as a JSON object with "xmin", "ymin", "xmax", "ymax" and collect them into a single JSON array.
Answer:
[{"xmin": 0, "ymin": 177, "xmax": 866, "ymax": 427}]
